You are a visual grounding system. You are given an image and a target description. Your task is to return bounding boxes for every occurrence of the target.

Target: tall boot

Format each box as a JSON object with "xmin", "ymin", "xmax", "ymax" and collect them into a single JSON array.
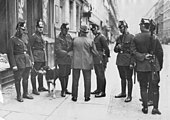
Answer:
[
  {"xmin": 38, "ymin": 73, "xmax": 48, "ymax": 91},
  {"xmin": 38, "ymin": 73, "xmax": 43, "ymax": 89},
  {"xmin": 15, "ymin": 81, "xmax": 23, "ymax": 102},
  {"xmin": 152, "ymin": 92, "xmax": 161, "ymax": 114},
  {"xmin": 65, "ymin": 76, "xmax": 71, "ymax": 94},
  {"xmin": 23, "ymin": 79, "xmax": 33, "ymax": 99},
  {"xmin": 141, "ymin": 91, "xmax": 148, "ymax": 114},
  {"xmin": 31, "ymin": 72, "xmax": 40, "ymax": 95},
  {"xmin": 125, "ymin": 80, "xmax": 132, "ymax": 102},
  {"xmin": 103, "ymin": 77, "xmax": 106, "ymax": 94},
  {"xmin": 115, "ymin": 79, "xmax": 126, "ymax": 98},
  {"xmin": 60, "ymin": 77, "xmax": 66, "ymax": 97}
]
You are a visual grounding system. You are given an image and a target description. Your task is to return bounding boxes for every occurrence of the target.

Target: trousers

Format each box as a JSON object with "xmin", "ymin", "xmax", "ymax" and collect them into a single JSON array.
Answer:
[
  {"xmin": 13, "ymin": 67, "xmax": 31, "ymax": 98},
  {"xmin": 137, "ymin": 71, "xmax": 160, "ymax": 108},
  {"xmin": 72, "ymin": 69, "xmax": 91, "ymax": 98}
]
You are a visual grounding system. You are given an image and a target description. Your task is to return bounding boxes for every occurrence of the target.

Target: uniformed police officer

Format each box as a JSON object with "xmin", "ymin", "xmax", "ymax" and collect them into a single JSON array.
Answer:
[
  {"xmin": 30, "ymin": 19, "xmax": 48, "ymax": 95},
  {"xmin": 114, "ymin": 20, "xmax": 134, "ymax": 102},
  {"xmin": 7, "ymin": 21, "xmax": 33, "ymax": 102},
  {"xmin": 90, "ymin": 23, "xmax": 110, "ymax": 97},
  {"xmin": 54, "ymin": 23, "xmax": 72, "ymax": 97},
  {"xmin": 132, "ymin": 18, "xmax": 163, "ymax": 114}
]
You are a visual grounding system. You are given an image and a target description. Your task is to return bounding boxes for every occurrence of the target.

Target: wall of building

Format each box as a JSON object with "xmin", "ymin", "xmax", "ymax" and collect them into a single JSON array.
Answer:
[
  {"xmin": 155, "ymin": 0, "xmax": 164, "ymax": 39},
  {"xmin": 88, "ymin": 0, "xmax": 109, "ymax": 27},
  {"xmin": 163, "ymin": 0, "xmax": 170, "ymax": 38}
]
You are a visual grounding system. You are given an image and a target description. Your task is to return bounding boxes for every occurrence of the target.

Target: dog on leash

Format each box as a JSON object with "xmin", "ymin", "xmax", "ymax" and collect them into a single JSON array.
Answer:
[{"xmin": 42, "ymin": 66, "xmax": 59, "ymax": 98}]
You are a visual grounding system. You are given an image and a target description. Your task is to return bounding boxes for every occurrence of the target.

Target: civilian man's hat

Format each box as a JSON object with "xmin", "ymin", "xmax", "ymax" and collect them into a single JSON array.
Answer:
[
  {"xmin": 80, "ymin": 25, "xmax": 89, "ymax": 33},
  {"xmin": 60, "ymin": 23, "xmax": 69, "ymax": 30},
  {"xmin": 36, "ymin": 19, "xmax": 44, "ymax": 28}
]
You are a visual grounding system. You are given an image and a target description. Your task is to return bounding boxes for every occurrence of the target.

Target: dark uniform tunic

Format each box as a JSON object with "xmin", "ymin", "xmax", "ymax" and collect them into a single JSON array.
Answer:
[
  {"xmin": 93, "ymin": 33, "xmax": 110, "ymax": 94},
  {"xmin": 132, "ymin": 32, "xmax": 162, "ymax": 72},
  {"xmin": 30, "ymin": 31, "xmax": 47, "ymax": 63},
  {"xmin": 8, "ymin": 36, "xmax": 32, "ymax": 68},
  {"xmin": 132, "ymin": 31, "xmax": 163, "ymax": 109},
  {"xmin": 93, "ymin": 33, "xmax": 110, "ymax": 66},
  {"xmin": 114, "ymin": 33, "xmax": 134, "ymax": 66}
]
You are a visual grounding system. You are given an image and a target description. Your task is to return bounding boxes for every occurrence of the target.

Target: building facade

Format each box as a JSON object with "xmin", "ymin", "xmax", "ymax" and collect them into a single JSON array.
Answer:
[
  {"xmin": 145, "ymin": 0, "xmax": 170, "ymax": 43},
  {"xmin": 163, "ymin": 0, "xmax": 170, "ymax": 38}
]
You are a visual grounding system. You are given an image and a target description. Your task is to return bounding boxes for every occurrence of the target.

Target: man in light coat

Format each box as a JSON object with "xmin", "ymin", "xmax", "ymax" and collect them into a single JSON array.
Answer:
[{"xmin": 70, "ymin": 25, "xmax": 99, "ymax": 102}]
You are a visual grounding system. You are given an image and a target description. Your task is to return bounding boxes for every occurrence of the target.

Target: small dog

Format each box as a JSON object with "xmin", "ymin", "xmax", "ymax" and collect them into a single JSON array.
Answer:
[{"xmin": 43, "ymin": 66, "xmax": 59, "ymax": 98}]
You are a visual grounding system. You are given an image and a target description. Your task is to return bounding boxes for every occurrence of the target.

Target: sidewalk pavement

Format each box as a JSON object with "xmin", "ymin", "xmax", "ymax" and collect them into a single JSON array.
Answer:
[{"xmin": 0, "ymin": 47, "xmax": 169, "ymax": 120}]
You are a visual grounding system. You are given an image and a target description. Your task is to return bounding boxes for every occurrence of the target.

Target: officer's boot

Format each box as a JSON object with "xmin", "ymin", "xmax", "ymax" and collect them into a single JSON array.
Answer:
[
  {"xmin": 141, "ymin": 91, "xmax": 148, "ymax": 114},
  {"xmin": 38, "ymin": 73, "xmax": 47, "ymax": 91},
  {"xmin": 60, "ymin": 77, "xmax": 66, "ymax": 97},
  {"xmin": 15, "ymin": 81, "xmax": 23, "ymax": 102},
  {"xmin": 103, "ymin": 77, "xmax": 106, "ymax": 94},
  {"xmin": 91, "ymin": 77, "xmax": 100, "ymax": 94},
  {"xmin": 65, "ymin": 76, "xmax": 71, "ymax": 94},
  {"xmin": 31, "ymin": 71, "xmax": 40, "ymax": 95},
  {"xmin": 125, "ymin": 80, "xmax": 132, "ymax": 102},
  {"xmin": 152, "ymin": 92, "xmax": 161, "ymax": 115},
  {"xmin": 115, "ymin": 79, "xmax": 126, "ymax": 98},
  {"xmin": 22, "ymin": 79, "xmax": 33, "ymax": 99}
]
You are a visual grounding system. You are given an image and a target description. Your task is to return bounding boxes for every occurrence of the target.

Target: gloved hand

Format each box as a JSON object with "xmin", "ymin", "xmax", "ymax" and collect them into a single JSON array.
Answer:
[
  {"xmin": 12, "ymin": 66, "xmax": 18, "ymax": 71},
  {"xmin": 145, "ymin": 53, "xmax": 153, "ymax": 60}
]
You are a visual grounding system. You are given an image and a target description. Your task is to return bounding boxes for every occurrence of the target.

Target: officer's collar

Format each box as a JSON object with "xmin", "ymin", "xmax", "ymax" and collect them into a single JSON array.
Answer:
[
  {"xmin": 35, "ymin": 31, "xmax": 42, "ymax": 36},
  {"xmin": 95, "ymin": 32, "xmax": 101, "ymax": 37},
  {"xmin": 59, "ymin": 32, "xmax": 68, "ymax": 38}
]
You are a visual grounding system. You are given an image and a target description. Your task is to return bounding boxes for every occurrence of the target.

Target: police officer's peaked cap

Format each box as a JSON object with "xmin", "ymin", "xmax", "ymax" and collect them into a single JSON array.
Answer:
[
  {"xmin": 16, "ymin": 21, "xmax": 26, "ymax": 30},
  {"xmin": 140, "ymin": 18, "xmax": 150, "ymax": 29},
  {"xmin": 90, "ymin": 23, "xmax": 99, "ymax": 31},
  {"xmin": 118, "ymin": 20, "xmax": 128, "ymax": 29},
  {"xmin": 60, "ymin": 23, "xmax": 69, "ymax": 30},
  {"xmin": 36, "ymin": 19, "xmax": 44, "ymax": 28},
  {"xmin": 140, "ymin": 18, "xmax": 150, "ymax": 25}
]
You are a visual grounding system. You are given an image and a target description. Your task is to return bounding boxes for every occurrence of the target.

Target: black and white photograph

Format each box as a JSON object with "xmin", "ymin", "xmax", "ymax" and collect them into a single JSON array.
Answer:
[{"xmin": 0, "ymin": 0, "xmax": 169, "ymax": 120}]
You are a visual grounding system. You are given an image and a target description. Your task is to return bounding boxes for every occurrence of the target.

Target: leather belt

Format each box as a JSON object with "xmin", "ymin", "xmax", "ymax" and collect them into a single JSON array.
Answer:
[
  {"xmin": 14, "ymin": 51, "xmax": 27, "ymax": 55},
  {"xmin": 120, "ymin": 51, "xmax": 130, "ymax": 54}
]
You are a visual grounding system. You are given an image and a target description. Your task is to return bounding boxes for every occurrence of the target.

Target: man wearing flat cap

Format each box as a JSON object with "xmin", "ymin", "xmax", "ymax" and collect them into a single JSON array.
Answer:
[
  {"xmin": 54, "ymin": 23, "xmax": 73, "ymax": 97},
  {"xmin": 69, "ymin": 25, "xmax": 99, "ymax": 102},
  {"xmin": 30, "ymin": 19, "xmax": 48, "ymax": 95}
]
